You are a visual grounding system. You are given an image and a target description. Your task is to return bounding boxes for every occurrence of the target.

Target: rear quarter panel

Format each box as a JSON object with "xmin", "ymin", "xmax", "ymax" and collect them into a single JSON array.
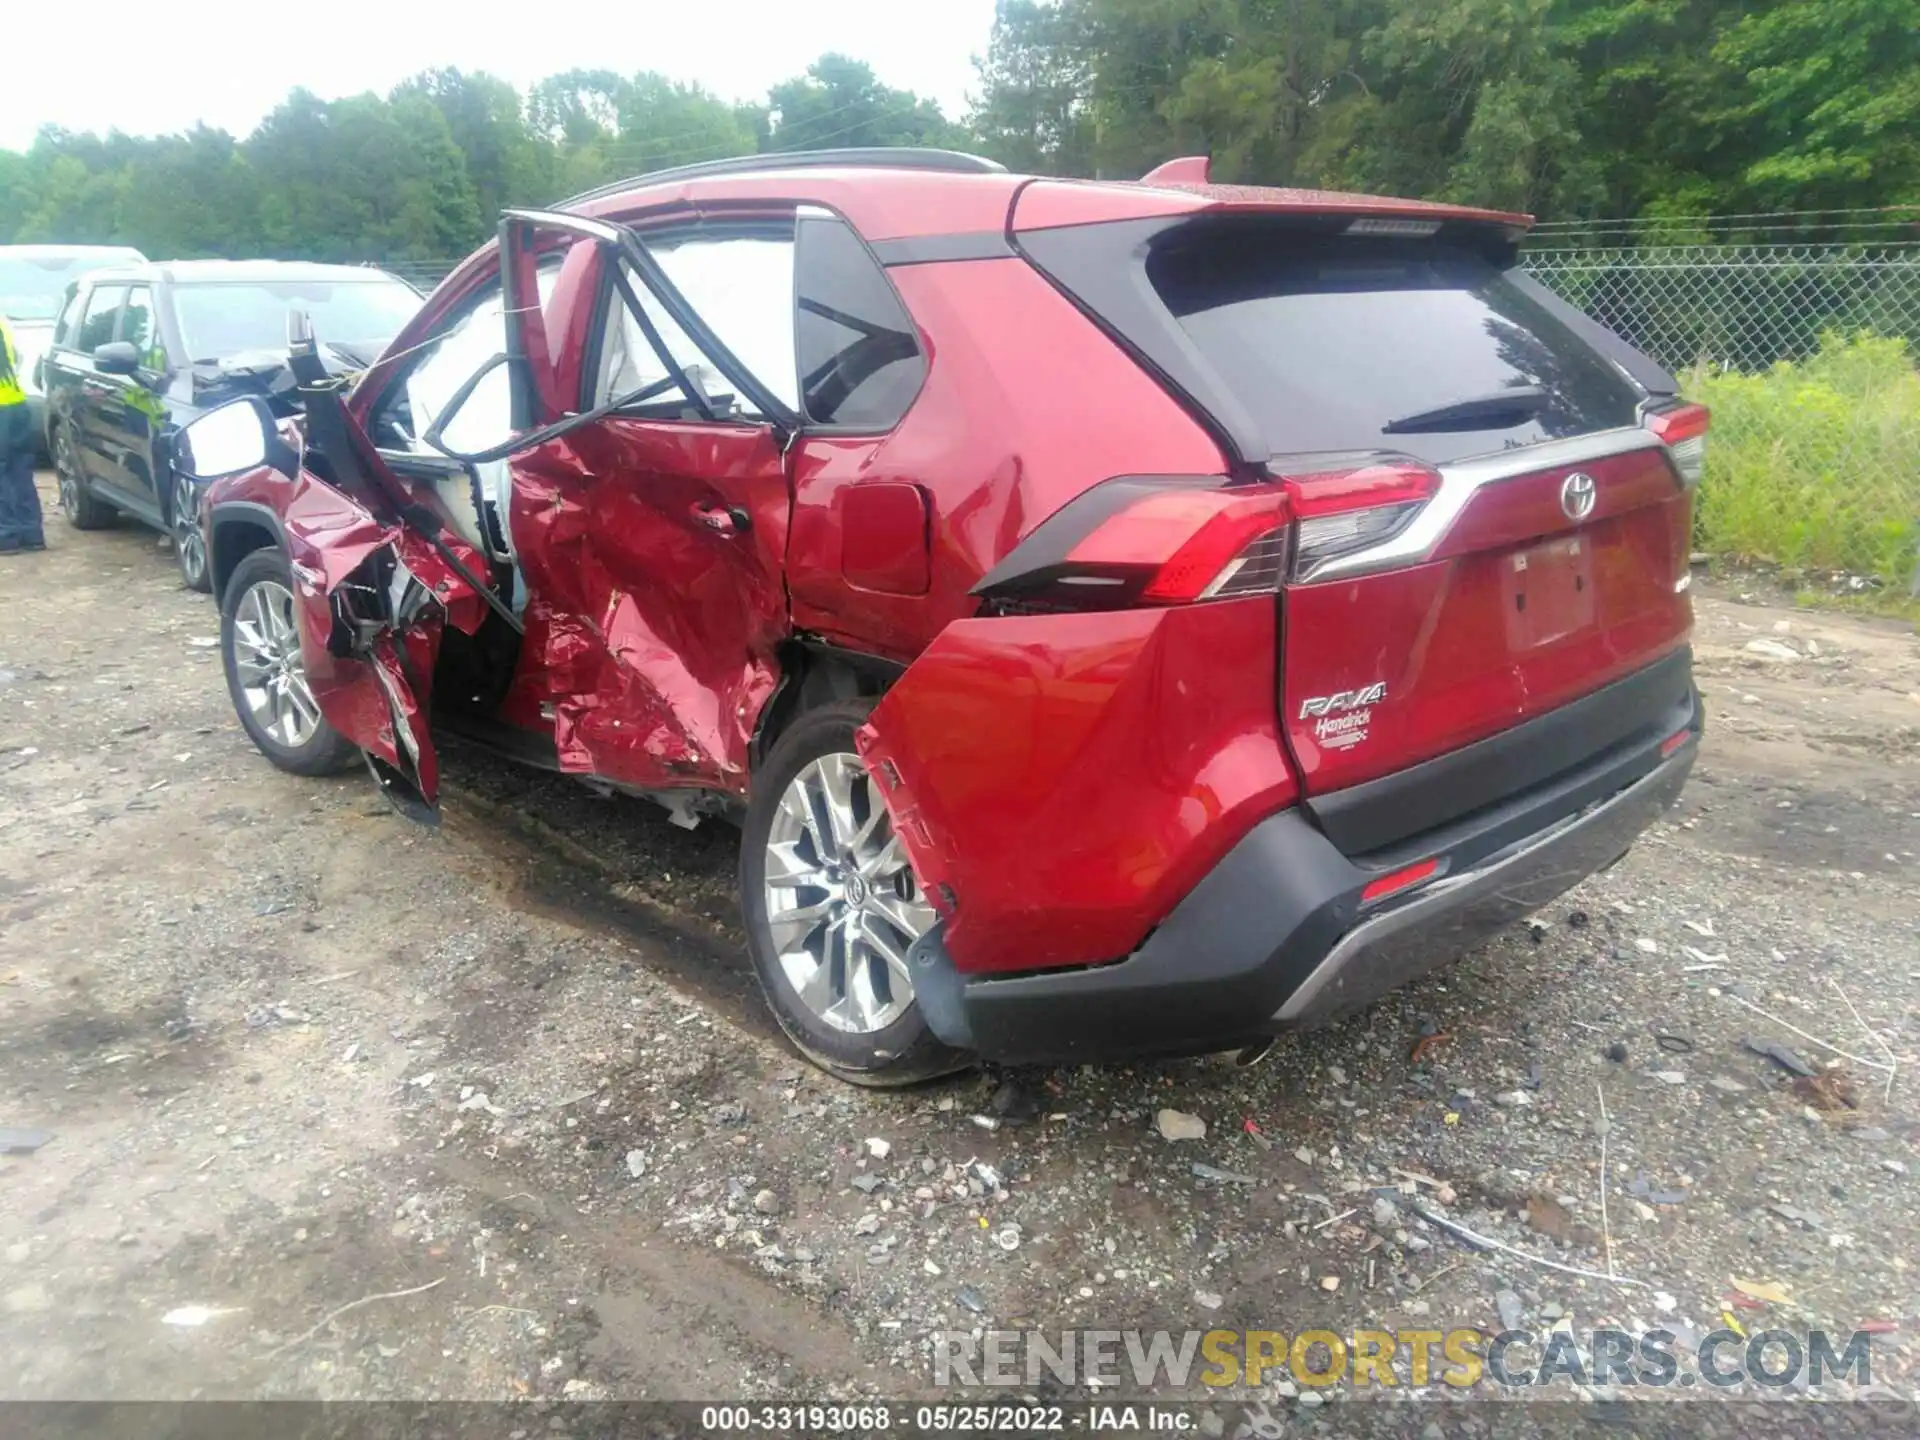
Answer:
[{"xmin": 787, "ymin": 255, "xmax": 1229, "ymax": 658}]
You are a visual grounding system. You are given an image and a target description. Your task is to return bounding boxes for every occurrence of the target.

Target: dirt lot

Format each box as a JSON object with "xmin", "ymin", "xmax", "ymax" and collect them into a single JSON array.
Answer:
[{"xmin": 4, "ymin": 468, "xmax": 1919, "ymax": 1415}]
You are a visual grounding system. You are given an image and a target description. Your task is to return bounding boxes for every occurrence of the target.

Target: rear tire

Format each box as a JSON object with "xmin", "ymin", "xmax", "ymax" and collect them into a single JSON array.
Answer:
[
  {"xmin": 55, "ymin": 425, "xmax": 115, "ymax": 531},
  {"xmin": 739, "ymin": 700, "xmax": 969, "ymax": 1087},
  {"xmin": 221, "ymin": 548, "xmax": 359, "ymax": 776}
]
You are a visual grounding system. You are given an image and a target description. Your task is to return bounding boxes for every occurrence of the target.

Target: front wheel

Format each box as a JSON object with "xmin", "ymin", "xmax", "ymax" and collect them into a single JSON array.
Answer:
[
  {"xmin": 221, "ymin": 548, "xmax": 359, "ymax": 776},
  {"xmin": 170, "ymin": 471, "xmax": 211, "ymax": 592},
  {"xmin": 739, "ymin": 700, "xmax": 968, "ymax": 1086}
]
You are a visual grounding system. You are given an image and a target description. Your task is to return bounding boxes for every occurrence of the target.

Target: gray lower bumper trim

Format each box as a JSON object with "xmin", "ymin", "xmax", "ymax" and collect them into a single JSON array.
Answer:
[{"xmin": 1275, "ymin": 752, "xmax": 1691, "ymax": 1024}]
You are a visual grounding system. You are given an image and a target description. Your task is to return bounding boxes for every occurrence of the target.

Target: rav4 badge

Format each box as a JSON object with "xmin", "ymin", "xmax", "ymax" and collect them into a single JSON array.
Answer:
[
  {"xmin": 1298, "ymin": 682, "xmax": 1387, "ymax": 720},
  {"xmin": 1299, "ymin": 682, "xmax": 1387, "ymax": 753}
]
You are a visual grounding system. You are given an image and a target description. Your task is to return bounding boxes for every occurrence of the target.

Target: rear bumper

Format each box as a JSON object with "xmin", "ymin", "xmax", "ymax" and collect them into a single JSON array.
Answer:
[{"xmin": 909, "ymin": 677, "xmax": 1699, "ymax": 1066}]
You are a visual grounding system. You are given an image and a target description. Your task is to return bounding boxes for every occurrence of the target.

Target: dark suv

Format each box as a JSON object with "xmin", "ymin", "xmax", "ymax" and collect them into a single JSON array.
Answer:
[
  {"xmin": 43, "ymin": 260, "xmax": 420, "ymax": 589},
  {"xmin": 182, "ymin": 150, "xmax": 1707, "ymax": 1084}
]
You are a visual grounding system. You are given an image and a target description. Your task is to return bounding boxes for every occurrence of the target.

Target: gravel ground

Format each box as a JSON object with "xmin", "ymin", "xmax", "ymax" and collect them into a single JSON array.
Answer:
[{"xmin": 3, "ymin": 469, "xmax": 1918, "ymax": 1418}]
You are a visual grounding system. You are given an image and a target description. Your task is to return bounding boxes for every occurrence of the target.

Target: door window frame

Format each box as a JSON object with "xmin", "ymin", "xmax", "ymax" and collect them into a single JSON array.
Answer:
[
  {"xmin": 74, "ymin": 283, "xmax": 128, "ymax": 356},
  {"xmin": 116, "ymin": 284, "xmax": 169, "ymax": 374},
  {"xmin": 504, "ymin": 208, "xmax": 799, "ymax": 437},
  {"xmin": 579, "ymin": 211, "xmax": 802, "ymax": 423}
]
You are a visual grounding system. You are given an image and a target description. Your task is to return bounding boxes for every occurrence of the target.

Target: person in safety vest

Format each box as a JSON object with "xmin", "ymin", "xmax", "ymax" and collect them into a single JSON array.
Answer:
[{"xmin": 0, "ymin": 312, "xmax": 46, "ymax": 553}]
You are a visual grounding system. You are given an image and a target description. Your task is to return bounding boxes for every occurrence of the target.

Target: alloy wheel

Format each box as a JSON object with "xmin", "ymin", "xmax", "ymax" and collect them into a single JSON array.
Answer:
[
  {"xmin": 54, "ymin": 430, "xmax": 80, "ymax": 521},
  {"xmin": 173, "ymin": 473, "xmax": 207, "ymax": 586},
  {"xmin": 231, "ymin": 580, "xmax": 322, "ymax": 749},
  {"xmin": 763, "ymin": 752, "xmax": 936, "ymax": 1034}
]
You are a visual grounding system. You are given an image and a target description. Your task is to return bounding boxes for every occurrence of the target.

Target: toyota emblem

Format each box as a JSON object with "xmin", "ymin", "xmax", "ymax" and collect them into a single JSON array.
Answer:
[{"xmin": 1560, "ymin": 471, "xmax": 1597, "ymax": 522}]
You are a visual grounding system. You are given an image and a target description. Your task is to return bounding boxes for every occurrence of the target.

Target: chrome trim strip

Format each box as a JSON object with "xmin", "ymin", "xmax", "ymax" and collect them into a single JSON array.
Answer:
[{"xmin": 1297, "ymin": 426, "xmax": 1668, "ymax": 584}]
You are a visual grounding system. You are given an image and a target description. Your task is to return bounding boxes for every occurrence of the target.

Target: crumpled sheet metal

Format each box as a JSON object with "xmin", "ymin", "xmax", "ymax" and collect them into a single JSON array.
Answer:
[
  {"xmin": 507, "ymin": 442, "xmax": 781, "ymax": 795},
  {"xmin": 278, "ymin": 467, "xmax": 483, "ymax": 803}
]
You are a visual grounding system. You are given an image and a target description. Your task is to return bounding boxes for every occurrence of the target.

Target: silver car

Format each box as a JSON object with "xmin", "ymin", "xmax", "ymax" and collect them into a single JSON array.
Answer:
[{"xmin": 0, "ymin": 244, "xmax": 149, "ymax": 455}]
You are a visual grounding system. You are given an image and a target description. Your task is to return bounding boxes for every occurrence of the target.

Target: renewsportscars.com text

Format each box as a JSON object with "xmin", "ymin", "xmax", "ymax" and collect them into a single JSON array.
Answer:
[{"xmin": 933, "ymin": 1326, "xmax": 1876, "ymax": 1392}]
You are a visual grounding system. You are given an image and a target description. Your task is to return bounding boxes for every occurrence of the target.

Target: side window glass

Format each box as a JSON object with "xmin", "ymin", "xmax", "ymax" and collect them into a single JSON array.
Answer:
[
  {"xmin": 77, "ymin": 286, "xmax": 126, "ymax": 353},
  {"xmin": 595, "ymin": 228, "xmax": 798, "ymax": 418},
  {"xmin": 120, "ymin": 287, "xmax": 160, "ymax": 366},
  {"xmin": 52, "ymin": 287, "xmax": 82, "ymax": 347},
  {"xmin": 794, "ymin": 212, "xmax": 925, "ymax": 429},
  {"xmin": 374, "ymin": 259, "xmax": 561, "ymax": 455}
]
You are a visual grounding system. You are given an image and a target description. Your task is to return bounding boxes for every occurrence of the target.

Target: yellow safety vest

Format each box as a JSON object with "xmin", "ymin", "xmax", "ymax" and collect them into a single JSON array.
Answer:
[{"xmin": 0, "ymin": 315, "xmax": 26, "ymax": 408}]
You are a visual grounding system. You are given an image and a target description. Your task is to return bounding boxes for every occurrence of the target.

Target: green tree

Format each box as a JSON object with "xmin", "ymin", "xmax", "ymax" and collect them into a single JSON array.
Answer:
[
  {"xmin": 767, "ymin": 55, "xmax": 961, "ymax": 152},
  {"xmin": 1711, "ymin": 0, "xmax": 1920, "ymax": 209},
  {"xmin": 394, "ymin": 68, "xmax": 553, "ymax": 221},
  {"xmin": 121, "ymin": 126, "xmax": 261, "ymax": 255},
  {"xmin": 968, "ymin": 0, "xmax": 1099, "ymax": 174},
  {"xmin": 610, "ymin": 73, "xmax": 758, "ymax": 176}
]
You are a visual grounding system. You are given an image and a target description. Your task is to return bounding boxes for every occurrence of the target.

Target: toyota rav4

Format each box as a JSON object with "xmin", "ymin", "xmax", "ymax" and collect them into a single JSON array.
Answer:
[{"xmin": 182, "ymin": 149, "xmax": 1706, "ymax": 1084}]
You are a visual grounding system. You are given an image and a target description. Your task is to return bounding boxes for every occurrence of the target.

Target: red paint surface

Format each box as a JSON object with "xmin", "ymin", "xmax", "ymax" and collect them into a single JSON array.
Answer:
[
  {"xmin": 211, "ymin": 451, "xmax": 486, "ymax": 807},
  {"xmin": 1281, "ymin": 454, "xmax": 1693, "ymax": 793},
  {"xmin": 787, "ymin": 257, "xmax": 1226, "ymax": 658},
  {"xmin": 1011, "ymin": 179, "xmax": 1529, "ymax": 234},
  {"xmin": 839, "ymin": 482, "xmax": 931, "ymax": 596},
  {"xmin": 858, "ymin": 597, "xmax": 1296, "ymax": 975}
]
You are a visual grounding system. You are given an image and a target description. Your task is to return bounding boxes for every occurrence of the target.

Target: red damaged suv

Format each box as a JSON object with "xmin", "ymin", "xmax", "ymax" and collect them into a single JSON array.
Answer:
[{"xmin": 181, "ymin": 149, "xmax": 1706, "ymax": 1084}]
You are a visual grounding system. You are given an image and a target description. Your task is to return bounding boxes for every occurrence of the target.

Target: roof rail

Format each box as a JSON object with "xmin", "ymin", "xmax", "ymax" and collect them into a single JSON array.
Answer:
[{"xmin": 559, "ymin": 148, "xmax": 1008, "ymax": 209}]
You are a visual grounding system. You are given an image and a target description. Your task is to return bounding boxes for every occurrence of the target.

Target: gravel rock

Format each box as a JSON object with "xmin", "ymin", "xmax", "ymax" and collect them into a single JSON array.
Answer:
[
  {"xmin": 1496, "ymin": 1290, "xmax": 1525, "ymax": 1331},
  {"xmin": 1155, "ymin": 1109, "xmax": 1207, "ymax": 1142}
]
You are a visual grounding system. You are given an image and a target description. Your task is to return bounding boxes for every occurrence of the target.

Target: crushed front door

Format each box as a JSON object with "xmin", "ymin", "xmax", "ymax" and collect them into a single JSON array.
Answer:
[{"xmin": 278, "ymin": 352, "xmax": 498, "ymax": 822}]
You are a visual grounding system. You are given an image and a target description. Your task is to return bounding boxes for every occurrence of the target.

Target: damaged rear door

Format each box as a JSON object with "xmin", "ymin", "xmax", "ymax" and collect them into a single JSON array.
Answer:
[
  {"xmin": 286, "ymin": 207, "xmax": 800, "ymax": 819},
  {"xmin": 485, "ymin": 209, "xmax": 802, "ymax": 797}
]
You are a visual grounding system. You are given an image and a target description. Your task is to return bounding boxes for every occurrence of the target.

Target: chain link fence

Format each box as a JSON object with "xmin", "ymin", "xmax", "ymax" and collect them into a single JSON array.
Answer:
[{"xmin": 1521, "ymin": 234, "xmax": 1920, "ymax": 599}]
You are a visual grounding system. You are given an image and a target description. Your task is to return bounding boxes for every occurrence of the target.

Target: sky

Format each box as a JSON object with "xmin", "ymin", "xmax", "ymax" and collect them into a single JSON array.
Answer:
[{"xmin": 3, "ymin": 0, "xmax": 1002, "ymax": 153}]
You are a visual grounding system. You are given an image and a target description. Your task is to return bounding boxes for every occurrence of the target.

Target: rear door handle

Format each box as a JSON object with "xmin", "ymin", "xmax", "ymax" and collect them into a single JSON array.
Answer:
[{"xmin": 691, "ymin": 502, "xmax": 750, "ymax": 536}]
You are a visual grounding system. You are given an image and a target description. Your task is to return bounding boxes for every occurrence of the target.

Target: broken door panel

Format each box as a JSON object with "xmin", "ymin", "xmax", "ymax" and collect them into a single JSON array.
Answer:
[
  {"xmin": 277, "ymin": 453, "xmax": 486, "ymax": 816},
  {"xmin": 494, "ymin": 212, "xmax": 802, "ymax": 797},
  {"xmin": 505, "ymin": 421, "xmax": 789, "ymax": 793}
]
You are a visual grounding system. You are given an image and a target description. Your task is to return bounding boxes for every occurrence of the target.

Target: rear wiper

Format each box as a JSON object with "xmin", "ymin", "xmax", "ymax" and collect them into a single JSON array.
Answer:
[{"xmin": 1382, "ymin": 385, "xmax": 1550, "ymax": 434}]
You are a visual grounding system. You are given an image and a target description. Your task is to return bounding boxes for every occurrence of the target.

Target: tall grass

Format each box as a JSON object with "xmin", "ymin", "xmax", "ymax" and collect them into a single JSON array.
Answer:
[{"xmin": 1687, "ymin": 333, "xmax": 1920, "ymax": 592}]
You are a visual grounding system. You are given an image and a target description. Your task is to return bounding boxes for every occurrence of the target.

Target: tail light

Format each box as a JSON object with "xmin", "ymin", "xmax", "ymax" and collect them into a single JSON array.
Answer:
[
  {"xmin": 1061, "ymin": 483, "xmax": 1293, "ymax": 602},
  {"xmin": 1284, "ymin": 459, "xmax": 1440, "ymax": 582},
  {"xmin": 972, "ymin": 459, "xmax": 1442, "ymax": 612},
  {"xmin": 1645, "ymin": 403, "xmax": 1710, "ymax": 489}
]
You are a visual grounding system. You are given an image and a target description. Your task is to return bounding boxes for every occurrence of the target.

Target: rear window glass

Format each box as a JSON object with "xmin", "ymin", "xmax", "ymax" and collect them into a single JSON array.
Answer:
[
  {"xmin": 795, "ymin": 213, "xmax": 924, "ymax": 429},
  {"xmin": 1147, "ymin": 228, "xmax": 1640, "ymax": 465},
  {"xmin": 173, "ymin": 279, "xmax": 421, "ymax": 362}
]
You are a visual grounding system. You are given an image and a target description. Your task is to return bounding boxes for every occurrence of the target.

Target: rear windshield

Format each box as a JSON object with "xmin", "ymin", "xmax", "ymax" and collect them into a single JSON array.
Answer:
[
  {"xmin": 1147, "ymin": 228, "xmax": 1641, "ymax": 465},
  {"xmin": 173, "ymin": 279, "xmax": 420, "ymax": 362}
]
